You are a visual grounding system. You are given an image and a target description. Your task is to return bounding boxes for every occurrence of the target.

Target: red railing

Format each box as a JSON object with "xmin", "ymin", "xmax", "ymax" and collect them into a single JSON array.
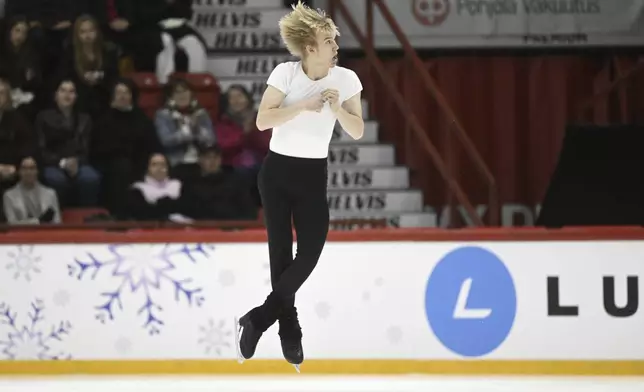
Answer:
[
  {"xmin": 330, "ymin": 0, "xmax": 498, "ymax": 227},
  {"xmin": 0, "ymin": 218, "xmax": 388, "ymax": 233},
  {"xmin": 576, "ymin": 57, "xmax": 644, "ymax": 124}
]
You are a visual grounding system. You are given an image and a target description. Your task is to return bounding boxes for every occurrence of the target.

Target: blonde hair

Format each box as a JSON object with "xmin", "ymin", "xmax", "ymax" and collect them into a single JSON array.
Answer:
[{"xmin": 279, "ymin": 0, "xmax": 339, "ymax": 57}]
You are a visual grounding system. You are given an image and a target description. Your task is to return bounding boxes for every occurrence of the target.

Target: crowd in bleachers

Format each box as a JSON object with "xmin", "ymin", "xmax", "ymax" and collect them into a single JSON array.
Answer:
[{"xmin": 0, "ymin": 0, "xmax": 271, "ymax": 225}]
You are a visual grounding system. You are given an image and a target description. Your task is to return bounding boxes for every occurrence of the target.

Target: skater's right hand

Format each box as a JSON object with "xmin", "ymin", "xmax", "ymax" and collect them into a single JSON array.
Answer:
[{"xmin": 299, "ymin": 95, "xmax": 325, "ymax": 113}]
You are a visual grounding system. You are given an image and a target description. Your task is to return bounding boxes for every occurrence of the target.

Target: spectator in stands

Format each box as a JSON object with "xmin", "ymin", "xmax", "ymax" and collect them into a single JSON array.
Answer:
[
  {"xmin": 0, "ymin": 78, "xmax": 35, "ymax": 221},
  {"xmin": 155, "ymin": 78, "xmax": 215, "ymax": 178},
  {"xmin": 127, "ymin": 152, "xmax": 191, "ymax": 222},
  {"xmin": 80, "ymin": 0, "xmax": 163, "ymax": 77},
  {"xmin": 217, "ymin": 85, "xmax": 270, "ymax": 169},
  {"xmin": 0, "ymin": 17, "xmax": 42, "ymax": 116},
  {"xmin": 3, "ymin": 156, "xmax": 61, "ymax": 225},
  {"xmin": 91, "ymin": 78, "xmax": 160, "ymax": 219},
  {"xmin": 58, "ymin": 15, "xmax": 118, "ymax": 119},
  {"xmin": 216, "ymin": 85, "xmax": 269, "ymax": 206},
  {"xmin": 4, "ymin": 0, "xmax": 78, "ymax": 70},
  {"xmin": 36, "ymin": 79, "xmax": 101, "ymax": 207},
  {"xmin": 181, "ymin": 145, "xmax": 257, "ymax": 221},
  {"xmin": 155, "ymin": 0, "xmax": 207, "ymax": 83}
]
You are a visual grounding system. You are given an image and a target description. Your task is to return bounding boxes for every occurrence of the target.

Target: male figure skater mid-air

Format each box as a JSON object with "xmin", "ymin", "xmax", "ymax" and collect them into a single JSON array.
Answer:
[{"xmin": 235, "ymin": 0, "xmax": 364, "ymax": 373}]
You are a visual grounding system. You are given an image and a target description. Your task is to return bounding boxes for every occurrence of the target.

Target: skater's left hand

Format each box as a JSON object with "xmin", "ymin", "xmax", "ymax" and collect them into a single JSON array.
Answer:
[{"xmin": 322, "ymin": 89, "xmax": 340, "ymax": 113}]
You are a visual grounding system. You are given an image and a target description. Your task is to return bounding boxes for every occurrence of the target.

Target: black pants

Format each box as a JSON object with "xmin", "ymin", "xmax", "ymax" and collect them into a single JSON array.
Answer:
[{"xmin": 253, "ymin": 151, "xmax": 329, "ymax": 331}]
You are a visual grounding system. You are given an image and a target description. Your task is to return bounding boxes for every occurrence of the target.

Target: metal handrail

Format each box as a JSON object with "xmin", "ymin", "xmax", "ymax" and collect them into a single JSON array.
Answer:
[
  {"xmin": 371, "ymin": 0, "xmax": 498, "ymax": 226},
  {"xmin": 331, "ymin": 0, "xmax": 484, "ymax": 226},
  {"xmin": 576, "ymin": 57, "xmax": 644, "ymax": 122}
]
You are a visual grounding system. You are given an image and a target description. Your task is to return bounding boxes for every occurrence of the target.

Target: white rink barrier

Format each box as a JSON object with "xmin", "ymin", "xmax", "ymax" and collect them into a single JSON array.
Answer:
[{"xmin": 0, "ymin": 228, "xmax": 642, "ymax": 375}]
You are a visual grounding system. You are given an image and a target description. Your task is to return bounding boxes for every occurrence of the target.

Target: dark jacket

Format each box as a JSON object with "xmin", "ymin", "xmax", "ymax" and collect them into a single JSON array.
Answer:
[
  {"xmin": 126, "ymin": 177, "xmax": 186, "ymax": 221},
  {"xmin": 35, "ymin": 108, "xmax": 92, "ymax": 166},
  {"xmin": 0, "ymin": 20, "xmax": 42, "ymax": 94},
  {"xmin": 76, "ymin": 0, "xmax": 135, "ymax": 28},
  {"xmin": 56, "ymin": 45, "xmax": 119, "ymax": 119},
  {"xmin": 0, "ymin": 109, "xmax": 36, "ymax": 165},
  {"xmin": 163, "ymin": 0, "xmax": 194, "ymax": 21},
  {"xmin": 4, "ymin": 0, "xmax": 80, "ymax": 27},
  {"xmin": 91, "ymin": 106, "xmax": 161, "ymax": 171},
  {"xmin": 181, "ymin": 167, "xmax": 257, "ymax": 221}
]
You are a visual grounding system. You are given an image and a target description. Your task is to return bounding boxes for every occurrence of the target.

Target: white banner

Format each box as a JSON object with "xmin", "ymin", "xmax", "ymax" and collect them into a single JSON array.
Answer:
[
  {"xmin": 327, "ymin": 0, "xmax": 644, "ymax": 48},
  {"xmin": 0, "ymin": 241, "xmax": 642, "ymax": 365}
]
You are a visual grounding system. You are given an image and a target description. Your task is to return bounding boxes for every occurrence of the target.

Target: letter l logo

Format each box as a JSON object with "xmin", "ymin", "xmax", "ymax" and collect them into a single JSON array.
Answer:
[{"xmin": 453, "ymin": 278, "xmax": 492, "ymax": 319}]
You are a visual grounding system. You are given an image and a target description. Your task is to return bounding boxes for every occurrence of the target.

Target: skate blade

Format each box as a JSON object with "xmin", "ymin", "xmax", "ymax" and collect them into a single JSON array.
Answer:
[
  {"xmin": 293, "ymin": 364, "xmax": 300, "ymax": 373},
  {"xmin": 234, "ymin": 316, "xmax": 244, "ymax": 364}
]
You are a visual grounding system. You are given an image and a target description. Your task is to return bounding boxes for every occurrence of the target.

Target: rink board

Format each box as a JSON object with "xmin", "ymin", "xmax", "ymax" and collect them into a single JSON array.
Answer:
[{"xmin": 0, "ymin": 228, "xmax": 643, "ymax": 376}]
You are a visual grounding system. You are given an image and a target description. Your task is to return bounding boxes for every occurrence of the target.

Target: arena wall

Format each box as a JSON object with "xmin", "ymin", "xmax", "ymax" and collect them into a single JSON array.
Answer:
[{"xmin": 0, "ymin": 228, "xmax": 642, "ymax": 375}]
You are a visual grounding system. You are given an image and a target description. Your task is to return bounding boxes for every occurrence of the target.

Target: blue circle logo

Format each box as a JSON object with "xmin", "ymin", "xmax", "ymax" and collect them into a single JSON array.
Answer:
[{"xmin": 425, "ymin": 246, "xmax": 517, "ymax": 357}]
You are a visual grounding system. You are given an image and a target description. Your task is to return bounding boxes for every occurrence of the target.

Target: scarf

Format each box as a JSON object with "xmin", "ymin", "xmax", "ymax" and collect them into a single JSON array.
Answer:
[{"xmin": 132, "ymin": 176, "xmax": 182, "ymax": 204}]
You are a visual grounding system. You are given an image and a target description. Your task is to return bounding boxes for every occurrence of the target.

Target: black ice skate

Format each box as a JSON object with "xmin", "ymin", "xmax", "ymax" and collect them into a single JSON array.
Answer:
[
  {"xmin": 279, "ymin": 308, "xmax": 303, "ymax": 373},
  {"xmin": 235, "ymin": 311, "xmax": 263, "ymax": 364}
]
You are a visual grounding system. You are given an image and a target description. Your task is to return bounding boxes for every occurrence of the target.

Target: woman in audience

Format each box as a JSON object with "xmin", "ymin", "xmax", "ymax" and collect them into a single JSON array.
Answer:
[
  {"xmin": 91, "ymin": 78, "xmax": 160, "ymax": 219},
  {"xmin": 36, "ymin": 79, "xmax": 101, "ymax": 207},
  {"xmin": 217, "ymin": 85, "xmax": 270, "ymax": 170},
  {"xmin": 216, "ymin": 85, "xmax": 270, "ymax": 205},
  {"xmin": 0, "ymin": 17, "xmax": 42, "ymax": 116},
  {"xmin": 0, "ymin": 78, "xmax": 36, "ymax": 220},
  {"xmin": 155, "ymin": 78, "xmax": 215, "ymax": 179},
  {"xmin": 127, "ymin": 153, "xmax": 191, "ymax": 222},
  {"xmin": 3, "ymin": 0, "xmax": 76, "ymax": 72},
  {"xmin": 3, "ymin": 156, "xmax": 61, "ymax": 225},
  {"xmin": 58, "ymin": 14, "xmax": 118, "ymax": 119}
]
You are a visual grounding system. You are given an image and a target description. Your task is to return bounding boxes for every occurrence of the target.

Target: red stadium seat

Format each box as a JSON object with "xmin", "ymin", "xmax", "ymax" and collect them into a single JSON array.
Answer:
[
  {"xmin": 130, "ymin": 73, "xmax": 160, "ymax": 90},
  {"xmin": 61, "ymin": 208, "xmax": 110, "ymax": 224},
  {"xmin": 130, "ymin": 73, "xmax": 164, "ymax": 117}
]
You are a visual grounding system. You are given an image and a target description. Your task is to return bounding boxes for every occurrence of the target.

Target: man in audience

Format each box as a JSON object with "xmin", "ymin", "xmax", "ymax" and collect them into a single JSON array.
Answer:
[
  {"xmin": 3, "ymin": 156, "xmax": 61, "ymax": 224},
  {"xmin": 181, "ymin": 145, "xmax": 257, "ymax": 221}
]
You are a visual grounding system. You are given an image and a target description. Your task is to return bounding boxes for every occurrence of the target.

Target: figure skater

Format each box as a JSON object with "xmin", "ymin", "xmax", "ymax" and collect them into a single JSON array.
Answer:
[{"xmin": 235, "ymin": 0, "xmax": 364, "ymax": 372}]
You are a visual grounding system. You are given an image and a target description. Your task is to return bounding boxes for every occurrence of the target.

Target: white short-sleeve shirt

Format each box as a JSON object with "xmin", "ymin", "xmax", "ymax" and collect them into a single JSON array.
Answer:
[{"xmin": 265, "ymin": 61, "xmax": 363, "ymax": 159}]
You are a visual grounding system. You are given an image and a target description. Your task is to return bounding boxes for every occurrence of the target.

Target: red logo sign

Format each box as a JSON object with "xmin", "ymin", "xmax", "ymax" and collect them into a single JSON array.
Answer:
[{"xmin": 412, "ymin": 0, "xmax": 451, "ymax": 26}]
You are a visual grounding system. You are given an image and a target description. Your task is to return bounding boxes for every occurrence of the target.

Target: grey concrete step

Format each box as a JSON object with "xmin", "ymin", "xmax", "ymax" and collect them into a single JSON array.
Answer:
[
  {"xmin": 327, "ymin": 144, "xmax": 395, "ymax": 166},
  {"xmin": 193, "ymin": 0, "xmax": 284, "ymax": 9},
  {"xmin": 332, "ymin": 121, "xmax": 378, "ymax": 143},
  {"xmin": 327, "ymin": 189, "xmax": 423, "ymax": 213},
  {"xmin": 207, "ymin": 55, "xmax": 294, "ymax": 78},
  {"xmin": 330, "ymin": 212, "xmax": 438, "ymax": 229},
  {"xmin": 328, "ymin": 166, "xmax": 409, "ymax": 190},
  {"xmin": 193, "ymin": 8, "xmax": 286, "ymax": 32}
]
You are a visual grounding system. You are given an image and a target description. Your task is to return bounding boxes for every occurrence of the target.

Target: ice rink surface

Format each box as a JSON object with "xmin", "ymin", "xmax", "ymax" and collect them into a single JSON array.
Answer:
[{"xmin": 0, "ymin": 376, "xmax": 643, "ymax": 392}]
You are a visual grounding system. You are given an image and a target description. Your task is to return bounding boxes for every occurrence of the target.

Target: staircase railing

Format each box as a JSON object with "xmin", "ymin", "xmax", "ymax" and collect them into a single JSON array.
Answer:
[
  {"xmin": 330, "ymin": 0, "xmax": 498, "ymax": 226},
  {"xmin": 576, "ymin": 57, "xmax": 644, "ymax": 123}
]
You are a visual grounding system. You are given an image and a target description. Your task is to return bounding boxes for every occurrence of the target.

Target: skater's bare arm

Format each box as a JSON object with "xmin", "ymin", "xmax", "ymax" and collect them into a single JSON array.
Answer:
[
  {"xmin": 256, "ymin": 86, "xmax": 324, "ymax": 131},
  {"xmin": 335, "ymin": 92, "xmax": 364, "ymax": 140}
]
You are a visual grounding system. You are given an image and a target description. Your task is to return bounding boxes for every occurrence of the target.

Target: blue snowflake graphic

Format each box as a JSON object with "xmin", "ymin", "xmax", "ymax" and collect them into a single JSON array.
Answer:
[
  {"xmin": 68, "ymin": 244, "xmax": 213, "ymax": 335},
  {"xmin": 0, "ymin": 299, "xmax": 72, "ymax": 360}
]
